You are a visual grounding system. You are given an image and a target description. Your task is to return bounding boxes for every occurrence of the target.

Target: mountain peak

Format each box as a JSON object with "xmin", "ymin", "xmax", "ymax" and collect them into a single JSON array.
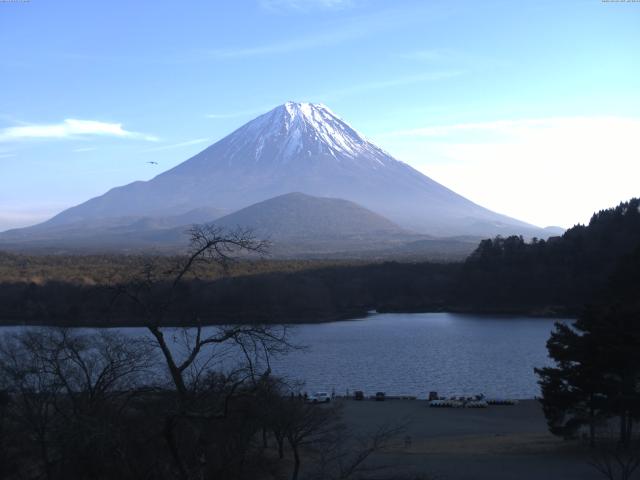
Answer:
[
  {"xmin": 227, "ymin": 101, "xmax": 386, "ymax": 164},
  {"xmin": 15, "ymin": 102, "xmax": 544, "ymax": 240},
  {"xmin": 279, "ymin": 101, "xmax": 334, "ymax": 123},
  {"xmin": 282, "ymin": 100, "xmax": 328, "ymax": 112}
]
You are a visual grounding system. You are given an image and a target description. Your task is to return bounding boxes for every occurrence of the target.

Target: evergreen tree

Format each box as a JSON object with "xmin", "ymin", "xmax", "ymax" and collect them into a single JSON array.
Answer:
[
  {"xmin": 535, "ymin": 319, "xmax": 609, "ymax": 445},
  {"xmin": 535, "ymin": 245, "xmax": 640, "ymax": 446}
]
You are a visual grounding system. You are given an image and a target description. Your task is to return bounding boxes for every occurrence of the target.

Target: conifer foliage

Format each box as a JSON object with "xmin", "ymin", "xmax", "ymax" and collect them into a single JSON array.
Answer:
[{"xmin": 536, "ymin": 245, "xmax": 640, "ymax": 447}]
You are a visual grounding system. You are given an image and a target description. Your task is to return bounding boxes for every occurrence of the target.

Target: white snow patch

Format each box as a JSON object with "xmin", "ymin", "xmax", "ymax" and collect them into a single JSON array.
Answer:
[{"xmin": 222, "ymin": 101, "xmax": 396, "ymax": 168}]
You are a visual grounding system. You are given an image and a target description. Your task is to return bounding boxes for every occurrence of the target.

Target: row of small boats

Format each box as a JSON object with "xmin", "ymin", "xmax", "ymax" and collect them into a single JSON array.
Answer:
[{"xmin": 429, "ymin": 397, "xmax": 518, "ymax": 408}]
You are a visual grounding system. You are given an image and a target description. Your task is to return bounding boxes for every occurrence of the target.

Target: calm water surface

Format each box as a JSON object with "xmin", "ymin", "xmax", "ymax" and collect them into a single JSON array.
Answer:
[
  {"xmin": 0, "ymin": 313, "xmax": 568, "ymax": 399},
  {"xmin": 272, "ymin": 313, "xmax": 567, "ymax": 399}
]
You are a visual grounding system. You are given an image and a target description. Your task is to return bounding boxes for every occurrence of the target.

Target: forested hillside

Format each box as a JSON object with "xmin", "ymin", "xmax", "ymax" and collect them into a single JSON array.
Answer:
[
  {"xmin": 455, "ymin": 198, "xmax": 640, "ymax": 314},
  {"xmin": 0, "ymin": 199, "xmax": 638, "ymax": 325}
]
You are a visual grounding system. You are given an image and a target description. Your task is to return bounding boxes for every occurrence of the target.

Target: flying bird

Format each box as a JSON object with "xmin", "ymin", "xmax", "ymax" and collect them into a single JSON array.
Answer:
[{"xmin": 147, "ymin": 161, "xmax": 158, "ymax": 165}]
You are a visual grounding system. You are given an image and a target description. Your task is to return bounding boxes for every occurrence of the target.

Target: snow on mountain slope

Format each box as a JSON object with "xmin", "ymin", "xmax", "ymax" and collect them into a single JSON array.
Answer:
[
  {"xmin": 240, "ymin": 101, "xmax": 387, "ymax": 163},
  {"xmin": 17, "ymin": 102, "xmax": 545, "ymax": 238}
]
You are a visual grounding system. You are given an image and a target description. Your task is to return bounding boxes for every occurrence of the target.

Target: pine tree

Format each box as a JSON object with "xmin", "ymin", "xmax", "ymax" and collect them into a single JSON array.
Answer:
[{"xmin": 535, "ymin": 246, "xmax": 640, "ymax": 446}]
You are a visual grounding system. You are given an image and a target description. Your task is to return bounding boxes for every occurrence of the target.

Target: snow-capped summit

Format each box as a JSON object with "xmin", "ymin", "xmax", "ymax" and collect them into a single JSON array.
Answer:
[
  {"xmin": 222, "ymin": 101, "xmax": 390, "ymax": 166},
  {"xmin": 22, "ymin": 102, "xmax": 545, "ymax": 238}
]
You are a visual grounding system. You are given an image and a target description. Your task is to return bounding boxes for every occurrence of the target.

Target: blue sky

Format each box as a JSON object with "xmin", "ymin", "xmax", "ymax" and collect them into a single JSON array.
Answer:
[{"xmin": 1, "ymin": 0, "xmax": 639, "ymax": 230}]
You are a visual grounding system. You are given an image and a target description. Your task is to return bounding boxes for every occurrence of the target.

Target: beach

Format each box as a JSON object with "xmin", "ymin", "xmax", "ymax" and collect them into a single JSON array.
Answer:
[{"xmin": 340, "ymin": 399, "xmax": 603, "ymax": 479}]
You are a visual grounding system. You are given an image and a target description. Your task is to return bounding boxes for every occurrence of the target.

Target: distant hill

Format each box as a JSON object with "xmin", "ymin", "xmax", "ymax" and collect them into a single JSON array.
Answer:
[
  {"xmin": 209, "ymin": 192, "xmax": 480, "ymax": 258},
  {"xmin": 0, "ymin": 206, "xmax": 226, "ymax": 254},
  {"xmin": 213, "ymin": 192, "xmax": 404, "ymax": 239},
  {"xmin": 0, "ymin": 207, "xmax": 225, "ymax": 242},
  {"xmin": 0, "ymin": 192, "xmax": 479, "ymax": 259}
]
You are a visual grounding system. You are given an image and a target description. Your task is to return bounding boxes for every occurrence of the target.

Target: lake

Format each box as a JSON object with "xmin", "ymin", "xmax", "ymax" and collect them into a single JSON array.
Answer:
[
  {"xmin": 271, "ymin": 313, "xmax": 566, "ymax": 399},
  {"xmin": 0, "ymin": 313, "xmax": 568, "ymax": 399}
]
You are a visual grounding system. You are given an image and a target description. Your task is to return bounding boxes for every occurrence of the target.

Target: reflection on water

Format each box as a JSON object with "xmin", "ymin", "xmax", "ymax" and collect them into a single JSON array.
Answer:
[
  {"xmin": 270, "ymin": 313, "xmax": 567, "ymax": 399},
  {"xmin": 0, "ymin": 313, "xmax": 569, "ymax": 399}
]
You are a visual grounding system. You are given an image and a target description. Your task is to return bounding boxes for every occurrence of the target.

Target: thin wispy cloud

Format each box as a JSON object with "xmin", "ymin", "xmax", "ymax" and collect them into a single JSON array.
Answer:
[
  {"xmin": 202, "ymin": 28, "xmax": 362, "ymax": 59},
  {"xmin": 0, "ymin": 119, "xmax": 158, "ymax": 143},
  {"xmin": 198, "ymin": 5, "xmax": 449, "ymax": 60},
  {"xmin": 399, "ymin": 48, "xmax": 508, "ymax": 71},
  {"xmin": 318, "ymin": 70, "xmax": 464, "ymax": 101},
  {"xmin": 0, "ymin": 153, "xmax": 16, "ymax": 159},
  {"xmin": 399, "ymin": 49, "xmax": 451, "ymax": 62},
  {"xmin": 73, "ymin": 147, "xmax": 98, "ymax": 153},
  {"xmin": 260, "ymin": 0, "xmax": 356, "ymax": 12},
  {"xmin": 43, "ymin": 6, "xmax": 452, "ymax": 66},
  {"xmin": 142, "ymin": 138, "xmax": 209, "ymax": 152}
]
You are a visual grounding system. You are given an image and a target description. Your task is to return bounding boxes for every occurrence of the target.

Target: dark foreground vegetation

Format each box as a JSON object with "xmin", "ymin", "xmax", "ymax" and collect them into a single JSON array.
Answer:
[
  {"xmin": 1, "ymin": 198, "xmax": 639, "ymax": 326},
  {"xmin": 535, "ymin": 243, "xmax": 640, "ymax": 480},
  {"xmin": 0, "ymin": 227, "xmax": 409, "ymax": 480},
  {"xmin": 0, "ymin": 327, "xmax": 414, "ymax": 480}
]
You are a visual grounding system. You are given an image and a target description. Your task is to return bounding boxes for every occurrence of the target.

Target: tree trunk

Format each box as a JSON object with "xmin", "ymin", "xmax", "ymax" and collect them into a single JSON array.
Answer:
[
  {"xmin": 619, "ymin": 410, "xmax": 632, "ymax": 448},
  {"xmin": 589, "ymin": 395, "xmax": 595, "ymax": 448},
  {"xmin": 290, "ymin": 441, "xmax": 300, "ymax": 480},
  {"xmin": 277, "ymin": 437, "xmax": 284, "ymax": 459},
  {"xmin": 148, "ymin": 327, "xmax": 188, "ymax": 397},
  {"xmin": 39, "ymin": 437, "xmax": 53, "ymax": 480},
  {"xmin": 164, "ymin": 415, "xmax": 189, "ymax": 480}
]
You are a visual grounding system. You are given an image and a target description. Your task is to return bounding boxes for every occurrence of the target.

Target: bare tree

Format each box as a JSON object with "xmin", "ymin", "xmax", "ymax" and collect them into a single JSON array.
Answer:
[
  {"xmin": 264, "ymin": 395, "xmax": 405, "ymax": 480},
  {"xmin": 0, "ymin": 330, "xmax": 64, "ymax": 479},
  {"xmin": 34, "ymin": 329, "xmax": 155, "ymax": 412},
  {"xmin": 115, "ymin": 225, "xmax": 289, "ymax": 396},
  {"xmin": 310, "ymin": 421, "xmax": 406, "ymax": 480},
  {"xmin": 0, "ymin": 388, "xmax": 10, "ymax": 476},
  {"xmin": 113, "ymin": 225, "xmax": 295, "ymax": 479},
  {"xmin": 283, "ymin": 401, "xmax": 341, "ymax": 480},
  {"xmin": 0, "ymin": 327, "xmax": 156, "ymax": 480}
]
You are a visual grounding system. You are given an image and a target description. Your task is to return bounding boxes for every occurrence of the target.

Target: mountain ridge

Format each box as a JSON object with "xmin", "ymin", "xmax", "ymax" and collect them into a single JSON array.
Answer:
[{"xmin": 2, "ymin": 102, "xmax": 554, "ymax": 251}]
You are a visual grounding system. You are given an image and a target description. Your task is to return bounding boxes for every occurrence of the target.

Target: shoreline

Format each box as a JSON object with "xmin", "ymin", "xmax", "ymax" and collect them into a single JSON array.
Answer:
[{"xmin": 0, "ymin": 307, "xmax": 576, "ymax": 328}]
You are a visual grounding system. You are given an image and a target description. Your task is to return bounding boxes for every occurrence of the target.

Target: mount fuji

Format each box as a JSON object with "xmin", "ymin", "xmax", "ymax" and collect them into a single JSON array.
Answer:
[{"xmin": 1, "ymin": 102, "xmax": 553, "ymax": 253}]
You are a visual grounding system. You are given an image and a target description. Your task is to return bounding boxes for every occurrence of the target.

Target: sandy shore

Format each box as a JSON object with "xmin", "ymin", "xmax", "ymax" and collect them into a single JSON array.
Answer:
[{"xmin": 339, "ymin": 399, "xmax": 603, "ymax": 480}]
